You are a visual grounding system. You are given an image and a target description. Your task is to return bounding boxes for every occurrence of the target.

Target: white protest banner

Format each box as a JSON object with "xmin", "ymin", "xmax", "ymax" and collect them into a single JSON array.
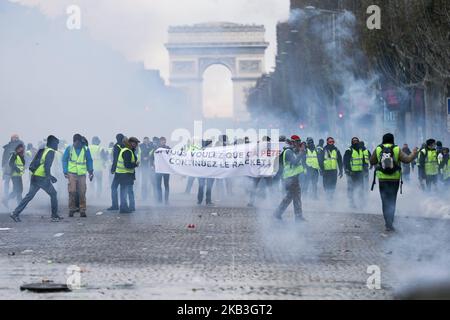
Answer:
[{"xmin": 154, "ymin": 143, "xmax": 281, "ymax": 178}]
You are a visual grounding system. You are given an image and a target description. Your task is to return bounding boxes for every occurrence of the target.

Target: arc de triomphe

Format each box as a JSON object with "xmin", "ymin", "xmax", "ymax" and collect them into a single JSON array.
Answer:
[{"xmin": 165, "ymin": 22, "xmax": 268, "ymax": 122}]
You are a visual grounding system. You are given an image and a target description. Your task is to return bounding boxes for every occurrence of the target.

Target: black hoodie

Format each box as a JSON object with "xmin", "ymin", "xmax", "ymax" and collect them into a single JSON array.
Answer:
[{"xmin": 111, "ymin": 134, "xmax": 124, "ymax": 174}]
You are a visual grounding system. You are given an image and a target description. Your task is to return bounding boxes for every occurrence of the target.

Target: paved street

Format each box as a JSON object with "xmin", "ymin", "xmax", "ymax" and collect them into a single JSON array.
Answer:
[{"xmin": 1, "ymin": 188, "xmax": 449, "ymax": 300}]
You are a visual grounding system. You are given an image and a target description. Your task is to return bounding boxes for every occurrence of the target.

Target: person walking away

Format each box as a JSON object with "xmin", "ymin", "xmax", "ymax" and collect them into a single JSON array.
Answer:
[
  {"xmin": 343, "ymin": 137, "xmax": 365, "ymax": 209},
  {"xmin": 197, "ymin": 139, "xmax": 215, "ymax": 206},
  {"xmin": 107, "ymin": 133, "xmax": 124, "ymax": 211},
  {"xmin": 440, "ymin": 147, "xmax": 450, "ymax": 187},
  {"xmin": 416, "ymin": 143, "xmax": 427, "ymax": 190},
  {"xmin": 419, "ymin": 139, "xmax": 439, "ymax": 192},
  {"xmin": 360, "ymin": 141, "xmax": 371, "ymax": 195},
  {"xmin": 273, "ymin": 135, "xmax": 305, "ymax": 222},
  {"xmin": 2, "ymin": 134, "xmax": 24, "ymax": 204},
  {"xmin": 115, "ymin": 137, "xmax": 139, "ymax": 213},
  {"xmin": 318, "ymin": 137, "xmax": 343, "ymax": 200},
  {"xmin": 89, "ymin": 136, "xmax": 107, "ymax": 198},
  {"xmin": 139, "ymin": 137, "xmax": 153, "ymax": 201},
  {"xmin": 2, "ymin": 144, "xmax": 25, "ymax": 208},
  {"xmin": 370, "ymin": 133, "xmax": 417, "ymax": 232},
  {"xmin": 154, "ymin": 137, "xmax": 170, "ymax": 205},
  {"xmin": 63, "ymin": 134, "xmax": 94, "ymax": 217},
  {"xmin": 304, "ymin": 138, "xmax": 320, "ymax": 200},
  {"xmin": 401, "ymin": 144, "xmax": 413, "ymax": 182},
  {"xmin": 10, "ymin": 135, "xmax": 62, "ymax": 222}
]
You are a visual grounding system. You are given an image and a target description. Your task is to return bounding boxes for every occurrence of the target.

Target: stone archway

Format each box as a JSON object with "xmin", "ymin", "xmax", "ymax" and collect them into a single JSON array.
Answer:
[{"xmin": 165, "ymin": 22, "xmax": 268, "ymax": 122}]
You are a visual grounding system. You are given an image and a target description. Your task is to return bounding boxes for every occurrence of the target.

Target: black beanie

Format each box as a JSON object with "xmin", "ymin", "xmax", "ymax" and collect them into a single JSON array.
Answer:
[
  {"xmin": 382, "ymin": 133, "xmax": 394, "ymax": 144},
  {"xmin": 46, "ymin": 135, "xmax": 59, "ymax": 148},
  {"xmin": 426, "ymin": 139, "xmax": 436, "ymax": 147}
]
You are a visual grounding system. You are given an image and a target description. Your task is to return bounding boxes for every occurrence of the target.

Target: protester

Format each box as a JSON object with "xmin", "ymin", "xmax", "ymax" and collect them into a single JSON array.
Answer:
[
  {"xmin": 154, "ymin": 137, "xmax": 170, "ymax": 205},
  {"xmin": 11, "ymin": 135, "xmax": 61, "ymax": 222},
  {"xmin": 370, "ymin": 133, "xmax": 417, "ymax": 232}
]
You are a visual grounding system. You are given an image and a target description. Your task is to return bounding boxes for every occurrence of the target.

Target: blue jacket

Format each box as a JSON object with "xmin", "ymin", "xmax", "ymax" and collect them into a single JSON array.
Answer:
[{"xmin": 62, "ymin": 145, "xmax": 94, "ymax": 175}]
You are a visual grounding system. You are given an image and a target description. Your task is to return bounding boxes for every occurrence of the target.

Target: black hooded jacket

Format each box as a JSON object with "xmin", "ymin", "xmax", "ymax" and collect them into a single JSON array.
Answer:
[{"xmin": 111, "ymin": 134, "xmax": 124, "ymax": 174}]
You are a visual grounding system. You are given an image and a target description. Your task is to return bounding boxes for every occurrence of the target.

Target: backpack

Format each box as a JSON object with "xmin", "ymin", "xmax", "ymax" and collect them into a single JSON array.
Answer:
[
  {"xmin": 377, "ymin": 144, "xmax": 399, "ymax": 175},
  {"xmin": 28, "ymin": 148, "xmax": 45, "ymax": 174}
]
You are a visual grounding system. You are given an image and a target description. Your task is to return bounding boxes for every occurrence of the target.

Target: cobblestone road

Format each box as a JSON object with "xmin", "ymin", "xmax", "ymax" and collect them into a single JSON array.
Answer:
[{"xmin": 0, "ymin": 190, "xmax": 449, "ymax": 299}]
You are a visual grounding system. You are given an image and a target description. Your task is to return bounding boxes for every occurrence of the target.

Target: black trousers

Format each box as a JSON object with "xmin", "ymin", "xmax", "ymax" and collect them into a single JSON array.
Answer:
[
  {"xmin": 8, "ymin": 176, "xmax": 23, "ymax": 205},
  {"xmin": 425, "ymin": 175, "xmax": 438, "ymax": 191},
  {"xmin": 379, "ymin": 180, "xmax": 400, "ymax": 229},
  {"xmin": 274, "ymin": 177, "xmax": 302, "ymax": 218},
  {"xmin": 197, "ymin": 178, "xmax": 214, "ymax": 204},
  {"xmin": 155, "ymin": 173, "xmax": 170, "ymax": 203},
  {"xmin": 322, "ymin": 170, "xmax": 338, "ymax": 197},
  {"xmin": 304, "ymin": 168, "xmax": 319, "ymax": 199},
  {"xmin": 347, "ymin": 172, "xmax": 364, "ymax": 208},
  {"xmin": 14, "ymin": 176, "xmax": 58, "ymax": 217}
]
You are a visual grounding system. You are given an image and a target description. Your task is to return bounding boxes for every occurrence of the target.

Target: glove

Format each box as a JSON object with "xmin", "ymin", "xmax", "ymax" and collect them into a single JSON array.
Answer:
[
  {"xmin": 110, "ymin": 168, "xmax": 115, "ymax": 175},
  {"xmin": 89, "ymin": 173, "xmax": 94, "ymax": 182},
  {"xmin": 50, "ymin": 176, "xmax": 58, "ymax": 184}
]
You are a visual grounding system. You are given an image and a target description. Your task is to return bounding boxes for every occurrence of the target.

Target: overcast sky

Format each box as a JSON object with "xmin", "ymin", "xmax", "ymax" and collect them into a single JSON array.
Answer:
[
  {"xmin": 8, "ymin": 0, "xmax": 290, "ymax": 80},
  {"xmin": 0, "ymin": 0, "xmax": 289, "ymax": 142}
]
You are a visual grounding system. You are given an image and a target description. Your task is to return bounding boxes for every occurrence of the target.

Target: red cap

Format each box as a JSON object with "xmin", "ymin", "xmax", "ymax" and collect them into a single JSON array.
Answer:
[{"xmin": 290, "ymin": 135, "xmax": 301, "ymax": 142}]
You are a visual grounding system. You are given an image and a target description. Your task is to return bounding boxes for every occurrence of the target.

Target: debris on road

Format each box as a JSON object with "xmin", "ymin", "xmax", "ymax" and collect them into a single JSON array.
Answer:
[
  {"xmin": 8, "ymin": 252, "xmax": 15, "ymax": 256},
  {"xmin": 200, "ymin": 251, "xmax": 208, "ymax": 255},
  {"xmin": 187, "ymin": 224, "xmax": 196, "ymax": 230},
  {"xmin": 211, "ymin": 212, "xmax": 218, "ymax": 217},
  {"xmin": 21, "ymin": 249, "xmax": 33, "ymax": 254},
  {"xmin": 53, "ymin": 233, "xmax": 64, "ymax": 238},
  {"xmin": 96, "ymin": 211, "xmax": 103, "ymax": 216},
  {"xmin": 20, "ymin": 282, "xmax": 71, "ymax": 293},
  {"xmin": 0, "ymin": 227, "xmax": 12, "ymax": 231}
]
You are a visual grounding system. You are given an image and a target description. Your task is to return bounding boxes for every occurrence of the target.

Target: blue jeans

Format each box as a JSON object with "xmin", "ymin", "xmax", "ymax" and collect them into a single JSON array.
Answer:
[
  {"xmin": 110, "ymin": 175, "xmax": 120, "ymax": 209},
  {"xmin": 14, "ymin": 176, "xmax": 58, "ymax": 217},
  {"xmin": 119, "ymin": 183, "xmax": 135, "ymax": 211}
]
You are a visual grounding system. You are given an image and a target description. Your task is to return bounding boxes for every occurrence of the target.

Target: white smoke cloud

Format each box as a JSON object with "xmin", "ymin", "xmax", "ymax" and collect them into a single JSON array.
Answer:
[{"xmin": 8, "ymin": 0, "xmax": 290, "ymax": 81}]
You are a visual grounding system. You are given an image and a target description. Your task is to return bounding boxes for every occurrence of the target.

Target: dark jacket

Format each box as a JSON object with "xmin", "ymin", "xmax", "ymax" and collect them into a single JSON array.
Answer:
[
  {"xmin": 139, "ymin": 142, "xmax": 154, "ymax": 168},
  {"xmin": 318, "ymin": 145, "xmax": 343, "ymax": 174},
  {"xmin": 34, "ymin": 137, "xmax": 59, "ymax": 180},
  {"xmin": 343, "ymin": 145, "xmax": 361, "ymax": 173},
  {"xmin": 115, "ymin": 146, "xmax": 139, "ymax": 184},
  {"xmin": 2, "ymin": 139, "xmax": 24, "ymax": 169},
  {"xmin": 8, "ymin": 152, "xmax": 25, "ymax": 176},
  {"xmin": 111, "ymin": 134, "xmax": 125, "ymax": 174}
]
